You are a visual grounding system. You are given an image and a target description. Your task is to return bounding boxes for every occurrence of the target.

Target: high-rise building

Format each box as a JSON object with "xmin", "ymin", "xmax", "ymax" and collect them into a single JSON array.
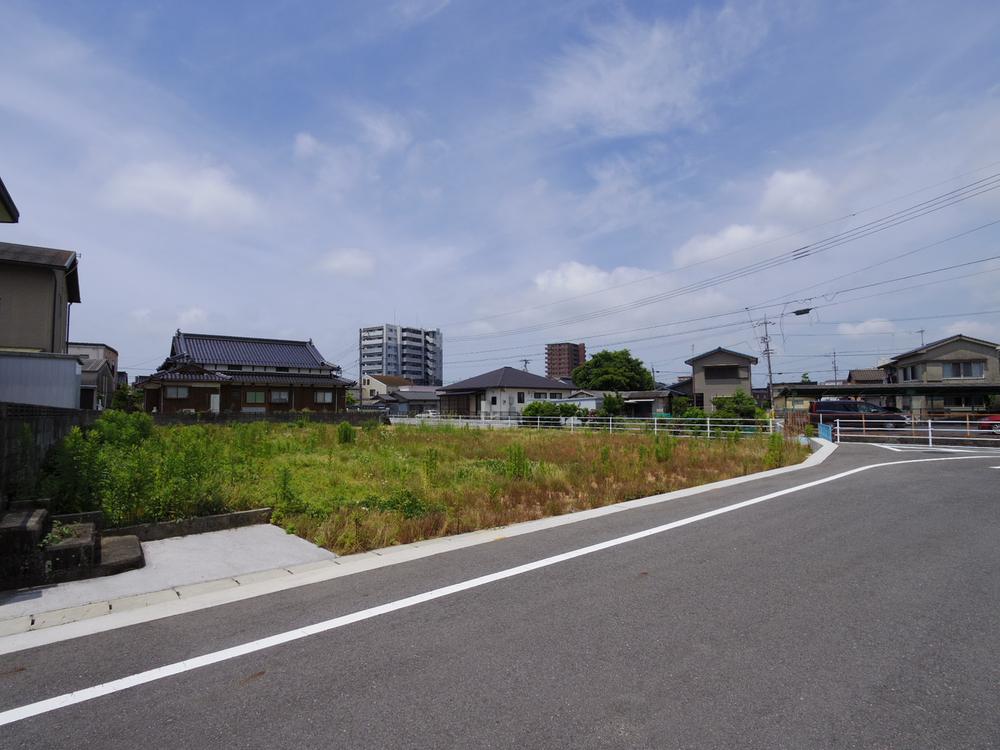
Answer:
[
  {"xmin": 360, "ymin": 324, "xmax": 443, "ymax": 386},
  {"xmin": 545, "ymin": 342, "xmax": 586, "ymax": 381}
]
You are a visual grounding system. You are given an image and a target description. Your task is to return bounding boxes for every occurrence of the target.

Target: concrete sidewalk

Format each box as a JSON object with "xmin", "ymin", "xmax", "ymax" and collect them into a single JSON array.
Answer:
[{"xmin": 0, "ymin": 525, "xmax": 335, "ymax": 629}]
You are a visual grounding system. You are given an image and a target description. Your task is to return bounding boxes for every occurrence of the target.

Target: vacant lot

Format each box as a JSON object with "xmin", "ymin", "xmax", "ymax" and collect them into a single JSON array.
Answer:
[{"xmin": 42, "ymin": 413, "xmax": 809, "ymax": 554}]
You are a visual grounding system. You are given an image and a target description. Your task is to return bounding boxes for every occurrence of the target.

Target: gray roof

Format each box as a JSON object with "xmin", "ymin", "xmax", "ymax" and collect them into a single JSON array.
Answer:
[
  {"xmin": 386, "ymin": 390, "xmax": 438, "ymax": 402},
  {"xmin": 685, "ymin": 347, "xmax": 759, "ymax": 366},
  {"xmin": 0, "ymin": 176, "xmax": 18, "ymax": 223},
  {"xmin": 886, "ymin": 333, "xmax": 1000, "ymax": 362},
  {"xmin": 0, "ymin": 241, "xmax": 81, "ymax": 302},
  {"xmin": 846, "ymin": 368, "xmax": 885, "ymax": 383},
  {"xmin": 440, "ymin": 366, "xmax": 577, "ymax": 392},
  {"xmin": 171, "ymin": 331, "xmax": 335, "ymax": 369}
]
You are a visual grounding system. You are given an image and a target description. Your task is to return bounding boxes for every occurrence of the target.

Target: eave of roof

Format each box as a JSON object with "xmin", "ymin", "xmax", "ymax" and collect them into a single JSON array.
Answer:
[
  {"xmin": 0, "ymin": 176, "xmax": 18, "ymax": 223},
  {"xmin": 685, "ymin": 347, "xmax": 759, "ymax": 366}
]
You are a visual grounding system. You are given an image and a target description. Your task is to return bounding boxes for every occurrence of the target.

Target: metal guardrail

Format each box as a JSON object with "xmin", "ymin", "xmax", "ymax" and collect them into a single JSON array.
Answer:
[
  {"xmin": 832, "ymin": 417, "xmax": 1000, "ymax": 447},
  {"xmin": 389, "ymin": 414, "xmax": 775, "ymax": 437}
]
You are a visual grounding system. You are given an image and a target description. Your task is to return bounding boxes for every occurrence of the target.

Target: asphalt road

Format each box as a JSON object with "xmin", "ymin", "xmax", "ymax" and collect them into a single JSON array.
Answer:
[{"xmin": 2, "ymin": 444, "xmax": 999, "ymax": 749}]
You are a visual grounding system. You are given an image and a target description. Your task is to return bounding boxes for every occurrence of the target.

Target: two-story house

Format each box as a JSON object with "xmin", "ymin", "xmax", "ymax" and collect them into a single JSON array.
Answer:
[
  {"xmin": 137, "ymin": 331, "xmax": 354, "ymax": 415},
  {"xmin": 685, "ymin": 348, "xmax": 758, "ymax": 413},
  {"xmin": 0, "ymin": 242, "xmax": 83, "ymax": 408},
  {"xmin": 881, "ymin": 334, "xmax": 1000, "ymax": 413}
]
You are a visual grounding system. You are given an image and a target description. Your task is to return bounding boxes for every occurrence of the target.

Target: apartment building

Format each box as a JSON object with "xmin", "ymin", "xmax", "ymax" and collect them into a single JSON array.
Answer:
[
  {"xmin": 545, "ymin": 342, "xmax": 586, "ymax": 380},
  {"xmin": 359, "ymin": 324, "xmax": 443, "ymax": 386}
]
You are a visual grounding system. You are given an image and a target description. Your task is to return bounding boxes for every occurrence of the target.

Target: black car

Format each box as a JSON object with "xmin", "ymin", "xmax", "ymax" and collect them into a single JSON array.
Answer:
[{"xmin": 809, "ymin": 400, "xmax": 909, "ymax": 428}]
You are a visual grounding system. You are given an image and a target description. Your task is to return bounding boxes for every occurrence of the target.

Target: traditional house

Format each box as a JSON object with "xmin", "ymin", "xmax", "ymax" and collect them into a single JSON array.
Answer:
[
  {"xmin": 137, "ymin": 331, "xmax": 353, "ymax": 415},
  {"xmin": 685, "ymin": 348, "xmax": 758, "ymax": 413},
  {"xmin": 438, "ymin": 367, "xmax": 576, "ymax": 416}
]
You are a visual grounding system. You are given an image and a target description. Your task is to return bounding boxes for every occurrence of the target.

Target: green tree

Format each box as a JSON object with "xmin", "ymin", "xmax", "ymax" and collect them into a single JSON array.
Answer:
[
  {"xmin": 670, "ymin": 395, "xmax": 691, "ymax": 415},
  {"xmin": 711, "ymin": 391, "xmax": 761, "ymax": 420},
  {"xmin": 597, "ymin": 393, "xmax": 626, "ymax": 416},
  {"xmin": 110, "ymin": 385, "xmax": 143, "ymax": 412},
  {"xmin": 800, "ymin": 372, "xmax": 811, "ymax": 383},
  {"xmin": 571, "ymin": 349, "xmax": 655, "ymax": 391}
]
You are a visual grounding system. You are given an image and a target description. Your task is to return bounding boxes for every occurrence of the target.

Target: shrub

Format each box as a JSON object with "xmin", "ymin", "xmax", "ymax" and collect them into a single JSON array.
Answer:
[
  {"xmin": 337, "ymin": 421, "xmax": 357, "ymax": 444},
  {"xmin": 522, "ymin": 401, "xmax": 561, "ymax": 418},
  {"xmin": 90, "ymin": 410, "xmax": 153, "ymax": 447},
  {"xmin": 711, "ymin": 391, "xmax": 759, "ymax": 421}
]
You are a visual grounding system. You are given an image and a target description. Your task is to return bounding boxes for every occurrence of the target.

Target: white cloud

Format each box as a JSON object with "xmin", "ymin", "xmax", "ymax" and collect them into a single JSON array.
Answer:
[
  {"xmin": 320, "ymin": 248, "xmax": 376, "ymax": 276},
  {"xmin": 533, "ymin": 261, "xmax": 649, "ymax": 295},
  {"xmin": 837, "ymin": 319, "xmax": 896, "ymax": 336},
  {"xmin": 355, "ymin": 110, "xmax": 411, "ymax": 155},
  {"xmin": 760, "ymin": 169, "xmax": 836, "ymax": 223},
  {"xmin": 177, "ymin": 306, "xmax": 207, "ymax": 327},
  {"xmin": 943, "ymin": 320, "xmax": 1000, "ymax": 342},
  {"xmin": 535, "ymin": 5, "xmax": 768, "ymax": 137},
  {"xmin": 103, "ymin": 161, "xmax": 258, "ymax": 226},
  {"xmin": 391, "ymin": 0, "xmax": 450, "ymax": 25},
  {"xmin": 674, "ymin": 224, "xmax": 784, "ymax": 266}
]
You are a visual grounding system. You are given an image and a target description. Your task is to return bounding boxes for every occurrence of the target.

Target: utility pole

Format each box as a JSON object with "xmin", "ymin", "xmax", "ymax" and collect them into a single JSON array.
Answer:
[
  {"xmin": 520, "ymin": 358, "xmax": 531, "ymax": 371},
  {"xmin": 916, "ymin": 328, "xmax": 926, "ymax": 346},
  {"xmin": 760, "ymin": 318, "xmax": 775, "ymax": 412},
  {"xmin": 358, "ymin": 328, "xmax": 363, "ymax": 408},
  {"xmin": 832, "ymin": 350, "xmax": 839, "ymax": 384}
]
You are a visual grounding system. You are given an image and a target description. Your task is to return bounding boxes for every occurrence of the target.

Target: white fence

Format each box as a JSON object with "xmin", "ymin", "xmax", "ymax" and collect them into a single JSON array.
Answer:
[
  {"xmin": 832, "ymin": 417, "xmax": 1000, "ymax": 447},
  {"xmin": 390, "ymin": 414, "xmax": 775, "ymax": 437}
]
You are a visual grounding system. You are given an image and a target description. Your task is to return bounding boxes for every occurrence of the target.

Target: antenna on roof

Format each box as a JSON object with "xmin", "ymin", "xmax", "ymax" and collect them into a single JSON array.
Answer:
[{"xmin": 520, "ymin": 358, "xmax": 531, "ymax": 371}]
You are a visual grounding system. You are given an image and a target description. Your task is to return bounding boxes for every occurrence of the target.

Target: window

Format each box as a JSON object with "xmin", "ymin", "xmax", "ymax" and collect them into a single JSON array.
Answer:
[
  {"xmin": 549, "ymin": 393, "xmax": 562, "ymax": 399},
  {"xmin": 900, "ymin": 365, "xmax": 918, "ymax": 382},
  {"xmin": 533, "ymin": 392, "xmax": 546, "ymax": 399},
  {"xmin": 704, "ymin": 365, "xmax": 739, "ymax": 381},
  {"xmin": 229, "ymin": 364, "xmax": 243, "ymax": 371},
  {"xmin": 491, "ymin": 396, "xmax": 497, "ymax": 405},
  {"xmin": 314, "ymin": 391, "xmax": 333, "ymax": 404},
  {"xmin": 270, "ymin": 390, "xmax": 289, "ymax": 404},
  {"xmin": 165, "ymin": 386, "xmax": 189, "ymax": 399},
  {"xmin": 276, "ymin": 367, "xmax": 288, "ymax": 373},
  {"xmin": 943, "ymin": 360, "xmax": 985, "ymax": 379},
  {"xmin": 245, "ymin": 391, "xmax": 265, "ymax": 404},
  {"xmin": 369, "ymin": 389, "xmax": 377, "ymax": 397},
  {"xmin": 517, "ymin": 392, "xmax": 525, "ymax": 404},
  {"xmin": 694, "ymin": 393, "xmax": 704, "ymax": 408}
]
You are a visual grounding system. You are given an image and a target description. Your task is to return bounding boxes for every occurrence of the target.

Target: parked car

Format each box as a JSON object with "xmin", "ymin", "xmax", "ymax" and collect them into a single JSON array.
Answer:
[
  {"xmin": 978, "ymin": 414, "xmax": 1000, "ymax": 434},
  {"xmin": 809, "ymin": 400, "xmax": 909, "ymax": 428}
]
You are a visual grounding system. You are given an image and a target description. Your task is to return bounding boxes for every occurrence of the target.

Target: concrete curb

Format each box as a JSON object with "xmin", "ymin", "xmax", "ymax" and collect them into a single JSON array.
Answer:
[{"xmin": 0, "ymin": 439, "xmax": 836, "ymax": 653}]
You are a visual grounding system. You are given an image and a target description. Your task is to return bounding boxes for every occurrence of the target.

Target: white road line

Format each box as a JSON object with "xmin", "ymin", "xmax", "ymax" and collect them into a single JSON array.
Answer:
[{"xmin": 0, "ymin": 454, "xmax": 991, "ymax": 728}]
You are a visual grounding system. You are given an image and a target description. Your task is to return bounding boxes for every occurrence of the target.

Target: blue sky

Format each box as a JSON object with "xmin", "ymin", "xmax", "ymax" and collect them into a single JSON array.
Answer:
[{"xmin": 3, "ymin": 0, "xmax": 1000, "ymax": 383}]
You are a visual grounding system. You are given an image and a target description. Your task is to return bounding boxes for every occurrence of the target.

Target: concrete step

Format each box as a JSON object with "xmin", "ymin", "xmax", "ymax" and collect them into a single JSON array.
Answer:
[
  {"xmin": 0, "ymin": 509, "xmax": 49, "ymax": 554},
  {"xmin": 97, "ymin": 536, "xmax": 145, "ymax": 577}
]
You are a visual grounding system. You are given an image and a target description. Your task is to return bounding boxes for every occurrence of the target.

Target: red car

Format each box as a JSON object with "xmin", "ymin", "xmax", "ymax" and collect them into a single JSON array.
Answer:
[{"xmin": 979, "ymin": 414, "xmax": 1000, "ymax": 434}]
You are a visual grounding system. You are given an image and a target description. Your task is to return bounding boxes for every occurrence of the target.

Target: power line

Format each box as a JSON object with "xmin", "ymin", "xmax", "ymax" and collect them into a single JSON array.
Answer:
[
  {"xmin": 442, "ymin": 161, "xmax": 1000, "ymax": 330},
  {"xmin": 448, "ymin": 173, "xmax": 1000, "ymax": 342}
]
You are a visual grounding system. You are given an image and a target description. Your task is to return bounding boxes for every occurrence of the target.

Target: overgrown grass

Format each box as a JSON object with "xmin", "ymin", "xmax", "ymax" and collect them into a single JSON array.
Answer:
[{"xmin": 40, "ymin": 412, "xmax": 810, "ymax": 554}]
